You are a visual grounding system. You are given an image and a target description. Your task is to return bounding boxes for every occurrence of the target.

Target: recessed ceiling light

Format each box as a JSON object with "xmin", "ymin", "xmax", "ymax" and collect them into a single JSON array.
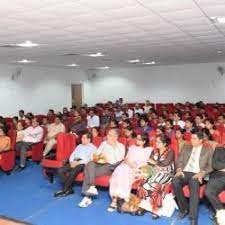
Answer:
[
  {"xmin": 128, "ymin": 59, "xmax": 141, "ymax": 63},
  {"xmin": 97, "ymin": 66, "xmax": 109, "ymax": 70},
  {"xmin": 142, "ymin": 61, "xmax": 156, "ymax": 65},
  {"xmin": 86, "ymin": 52, "xmax": 105, "ymax": 57},
  {"xmin": 16, "ymin": 40, "xmax": 39, "ymax": 48},
  {"xmin": 66, "ymin": 63, "xmax": 79, "ymax": 67},
  {"xmin": 217, "ymin": 50, "xmax": 223, "ymax": 54},
  {"xmin": 210, "ymin": 17, "xmax": 225, "ymax": 24},
  {"xmin": 16, "ymin": 59, "xmax": 36, "ymax": 63}
]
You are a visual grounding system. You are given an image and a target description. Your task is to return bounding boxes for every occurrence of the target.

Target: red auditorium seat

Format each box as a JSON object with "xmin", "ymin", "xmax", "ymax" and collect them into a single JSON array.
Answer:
[
  {"xmin": 183, "ymin": 184, "xmax": 206, "ymax": 199},
  {"xmin": 0, "ymin": 130, "xmax": 17, "ymax": 173},
  {"xmin": 42, "ymin": 133, "xmax": 77, "ymax": 169},
  {"xmin": 182, "ymin": 185, "xmax": 225, "ymax": 204}
]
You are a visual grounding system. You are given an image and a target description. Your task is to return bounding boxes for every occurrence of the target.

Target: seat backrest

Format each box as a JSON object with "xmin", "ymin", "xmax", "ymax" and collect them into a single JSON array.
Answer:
[
  {"xmin": 7, "ymin": 129, "xmax": 17, "ymax": 150},
  {"xmin": 56, "ymin": 133, "xmax": 76, "ymax": 161},
  {"xmin": 41, "ymin": 126, "xmax": 47, "ymax": 142}
]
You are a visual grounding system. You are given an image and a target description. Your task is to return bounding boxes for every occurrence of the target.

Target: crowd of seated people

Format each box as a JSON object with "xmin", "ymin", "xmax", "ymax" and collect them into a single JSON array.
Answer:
[{"xmin": 1, "ymin": 100, "xmax": 225, "ymax": 225}]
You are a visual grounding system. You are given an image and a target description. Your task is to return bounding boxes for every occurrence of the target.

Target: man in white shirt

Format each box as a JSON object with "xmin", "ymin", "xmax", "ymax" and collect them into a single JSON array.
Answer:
[
  {"xmin": 134, "ymin": 104, "xmax": 144, "ymax": 115},
  {"xmin": 54, "ymin": 132, "xmax": 96, "ymax": 198},
  {"xmin": 87, "ymin": 110, "xmax": 100, "ymax": 129},
  {"xmin": 78, "ymin": 128, "xmax": 125, "ymax": 208},
  {"xmin": 15, "ymin": 117, "xmax": 43, "ymax": 171},
  {"xmin": 173, "ymin": 111, "xmax": 185, "ymax": 129},
  {"xmin": 43, "ymin": 115, "xmax": 65, "ymax": 157}
]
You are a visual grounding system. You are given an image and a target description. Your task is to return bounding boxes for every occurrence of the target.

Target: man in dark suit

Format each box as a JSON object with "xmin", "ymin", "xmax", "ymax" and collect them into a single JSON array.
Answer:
[
  {"xmin": 172, "ymin": 129, "xmax": 213, "ymax": 225},
  {"xmin": 205, "ymin": 147, "xmax": 225, "ymax": 221}
]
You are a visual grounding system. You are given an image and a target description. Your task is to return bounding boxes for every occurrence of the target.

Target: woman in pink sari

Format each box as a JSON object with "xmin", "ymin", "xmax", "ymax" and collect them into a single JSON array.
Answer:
[{"xmin": 108, "ymin": 134, "xmax": 153, "ymax": 211}]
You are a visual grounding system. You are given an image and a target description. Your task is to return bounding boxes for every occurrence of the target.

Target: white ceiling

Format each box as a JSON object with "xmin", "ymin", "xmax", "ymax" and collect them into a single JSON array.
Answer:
[{"xmin": 0, "ymin": 0, "xmax": 225, "ymax": 69}]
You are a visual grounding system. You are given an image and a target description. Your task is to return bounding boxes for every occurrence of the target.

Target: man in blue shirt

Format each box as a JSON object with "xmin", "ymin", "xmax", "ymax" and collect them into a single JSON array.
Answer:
[{"xmin": 54, "ymin": 131, "xmax": 96, "ymax": 197}]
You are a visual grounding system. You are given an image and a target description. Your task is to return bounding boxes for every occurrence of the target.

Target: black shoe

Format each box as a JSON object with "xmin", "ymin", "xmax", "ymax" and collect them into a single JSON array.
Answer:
[
  {"xmin": 178, "ymin": 210, "xmax": 189, "ymax": 219},
  {"xmin": 15, "ymin": 165, "xmax": 25, "ymax": 172},
  {"xmin": 54, "ymin": 190, "xmax": 74, "ymax": 198},
  {"xmin": 152, "ymin": 213, "xmax": 160, "ymax": 220},
  {"xmin": 54, "ymin": 190, "xmax": 65, "ymax": 197},
  {"xmin": 190, "ymin": 219, "xmax": 197, "ymax": 225}
]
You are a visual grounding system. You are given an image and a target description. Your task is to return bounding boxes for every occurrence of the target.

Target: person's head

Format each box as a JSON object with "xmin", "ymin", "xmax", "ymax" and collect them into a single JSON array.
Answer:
[
  {"xmin": 184, "ymin": 111, "xmax": 191, "ymax": 119},
  {"xmin": 12, "ymin": 116, "xmax": 19, "ymax": 125},
  {"xmin": 156, "ymin": 135, "xmax": 171, "ymax": 150},
  {"xmin": 16, "ymin": 121, "xmax": 24, "ymax": 131},
  {"xmin": 42, "ymin": 117, "xmax": 48, "ymax": 125},
  {"xmin": 174, "ymin": 111, "xmax": 181, "ymax": 122},
  {"xmin": 0, "ymin": 126, "xmax": 8, "ymax": 136},
  {"xmin": 19, "ymin": 110, "xmax": 25, "ymax": 118},
  {"xmin": 156, "ymin": 126, "xmax": 164, "ymax": 136},
  {"xmin": 158, "ymin": 115, "xmax": 165, "ymax": 124},
  {"xmin": 55, "ymin": 115, "xmax": 62, "ymax": 125},
  {"xmin": 109, "ymin": 120, "xmax": 118, "ymax": 128},
  {"xmin": 122, "ymin": 119, "xmax": 130, "ymax": 129},
  {"xmin": 81, "ymin": 132, "xmax": 92, "ymax": 145},
  {"xmin": 89, "ymin": 110, "xmax": 95, "ymax": 117},
  {"xmin": 31, "ymin": 117, "xmax": 39, "ymax": 128},
  {"xmin": 26, "ymin": 112, "xmax": 34, "ymax": 119},
  {"xmin": 185, "ymin": 118, "xmax": 194, "ymax": 129},
  {"xmin": 125, "ymin": 126, "xmax": 136, "ymax": 138},
  {"xmin": 63, "ymin": 107, "xmax": 68, "ymax": 114},
  {"xmin": 195, "ymin": 114, "xmax": 203, "ymax": 125},
  {"xmin": 140, "ymin": 116, "xmax": 148, "ymax": 128},
  {"xmin": 107, "ymin": 129, "xmax": 119, "ymax": 144},
  {"xmin": 134, "ymin": 113, "xmax": 140, "ymax": 120},
  {"xmin": 145, "ymin": 100, "xmax": 150, "ymax": 105},
  {"xmin": 121, "ymin": 113, "xmax": 128, "ymax": 121},
  {"xmin": 217, "ymin": 115, "xmax": 225, "ymax": 125},
  {"xmin": 74, "ymin": 110, "xmax": 80, "ymax": 117},
  {"xmin": 202, "ymin": 128, "xmax": 212, "ymax": 141},
  {"xmin": 175, "ymin": 128, "xmax": 185, "ymax": 140},
  {"xmin": 135, "ymin": 103, "xmax": 140, "ymax": 109},
  {"xmin": 165, "ymin": 119, "xmax": 173, "ymax": 130},
  {"xmin": 48, "ymin": 109, "xmax": 54, "ymax": 116},
  {"xmin": 136, "ymin": 134, "xmax": 149, "ymax": 147},
  {"xmin": 205, "ymin": 118, "xmax": 215, "ymax": 130},
  {"xmin": 191, "ymin": 129, "xmax": 204, "ymax": 147},
  {"xmin": 25, "ymin": 115, "xmax": 32, "ymax": 126},
  {"xmin": 91, "ymin": 127, "xmax": 99, "ymax": 138}
]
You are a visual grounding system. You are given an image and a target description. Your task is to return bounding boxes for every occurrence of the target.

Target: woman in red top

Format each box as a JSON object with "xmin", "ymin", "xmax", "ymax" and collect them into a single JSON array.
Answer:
[
  {"xmin": 91, "ymin": 127, "xmax": 103, "ymax": 148},
  {"xmin": 205, "ymin": 118, "xmax": 221, "ymax": 144}
]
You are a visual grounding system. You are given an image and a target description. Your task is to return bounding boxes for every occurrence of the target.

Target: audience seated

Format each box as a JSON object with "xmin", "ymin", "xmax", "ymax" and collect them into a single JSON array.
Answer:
[
  {"xmin": 0, "ymin": 126, "xmax": 11, "ymax": 152},
  {"xmin": 16, "ymin": 121, "xmax": 24, "ymax": 143},
  {"xmin": 109, "ymin": 134, "xmax": 152, "ymax": 212},
  {"xmin": 172, "ymin": 129, "xmax": 213, "ymax": 225},
  {"xmin": 205, "ymin": 147, "xmax": 225, "ymax": 225},
  {"xmin": 87, "ymin": 110, "xmax": 100, "ymax": 129},
  {"xmin": 54, "ymin": 132, "xmax": 96, "ymax": 198},
  {"xmin": 138, "ymin": 135, "xmax": 174, "ymax": 219},
  {"xmin": 78, "ymin": 129, "xmax": 125, "ymax": 208},
  {"xmin": 43, "ymin": 115, "xmax": 65, "ymax": 157},
  {"xmin": 19, "ymin": 109, "xmax": 25, "ymax": 120},
  {"xmin": 15, "ymin": 117, "xmax": 43, "ymax": 171},
  {"xmin": 2, "ymin": 100, "xmax": 225, "ymax": 222}
]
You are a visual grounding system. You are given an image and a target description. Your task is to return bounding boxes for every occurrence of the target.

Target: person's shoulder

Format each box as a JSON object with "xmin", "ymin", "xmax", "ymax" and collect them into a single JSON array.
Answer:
[
  {"xmin": 117, "ymin": 141, "xmax": 125, "ymax": 149},
  {"xmin": 89, "ymin": 143, "xmax": 97, "ymax": 149}
]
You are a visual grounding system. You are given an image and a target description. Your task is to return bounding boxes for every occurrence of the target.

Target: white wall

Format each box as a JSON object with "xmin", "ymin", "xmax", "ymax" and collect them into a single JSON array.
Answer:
[
  {"xmin": 84, "ymin": 62, "xmax": 225, "ymax": 105},
  {"xmin": 0, "ymin": 64, "xmax": 87, "ymax": 117},
  {"xmin": 1, "ymin": 62, "xmax": 225, "ymax": 117}
]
